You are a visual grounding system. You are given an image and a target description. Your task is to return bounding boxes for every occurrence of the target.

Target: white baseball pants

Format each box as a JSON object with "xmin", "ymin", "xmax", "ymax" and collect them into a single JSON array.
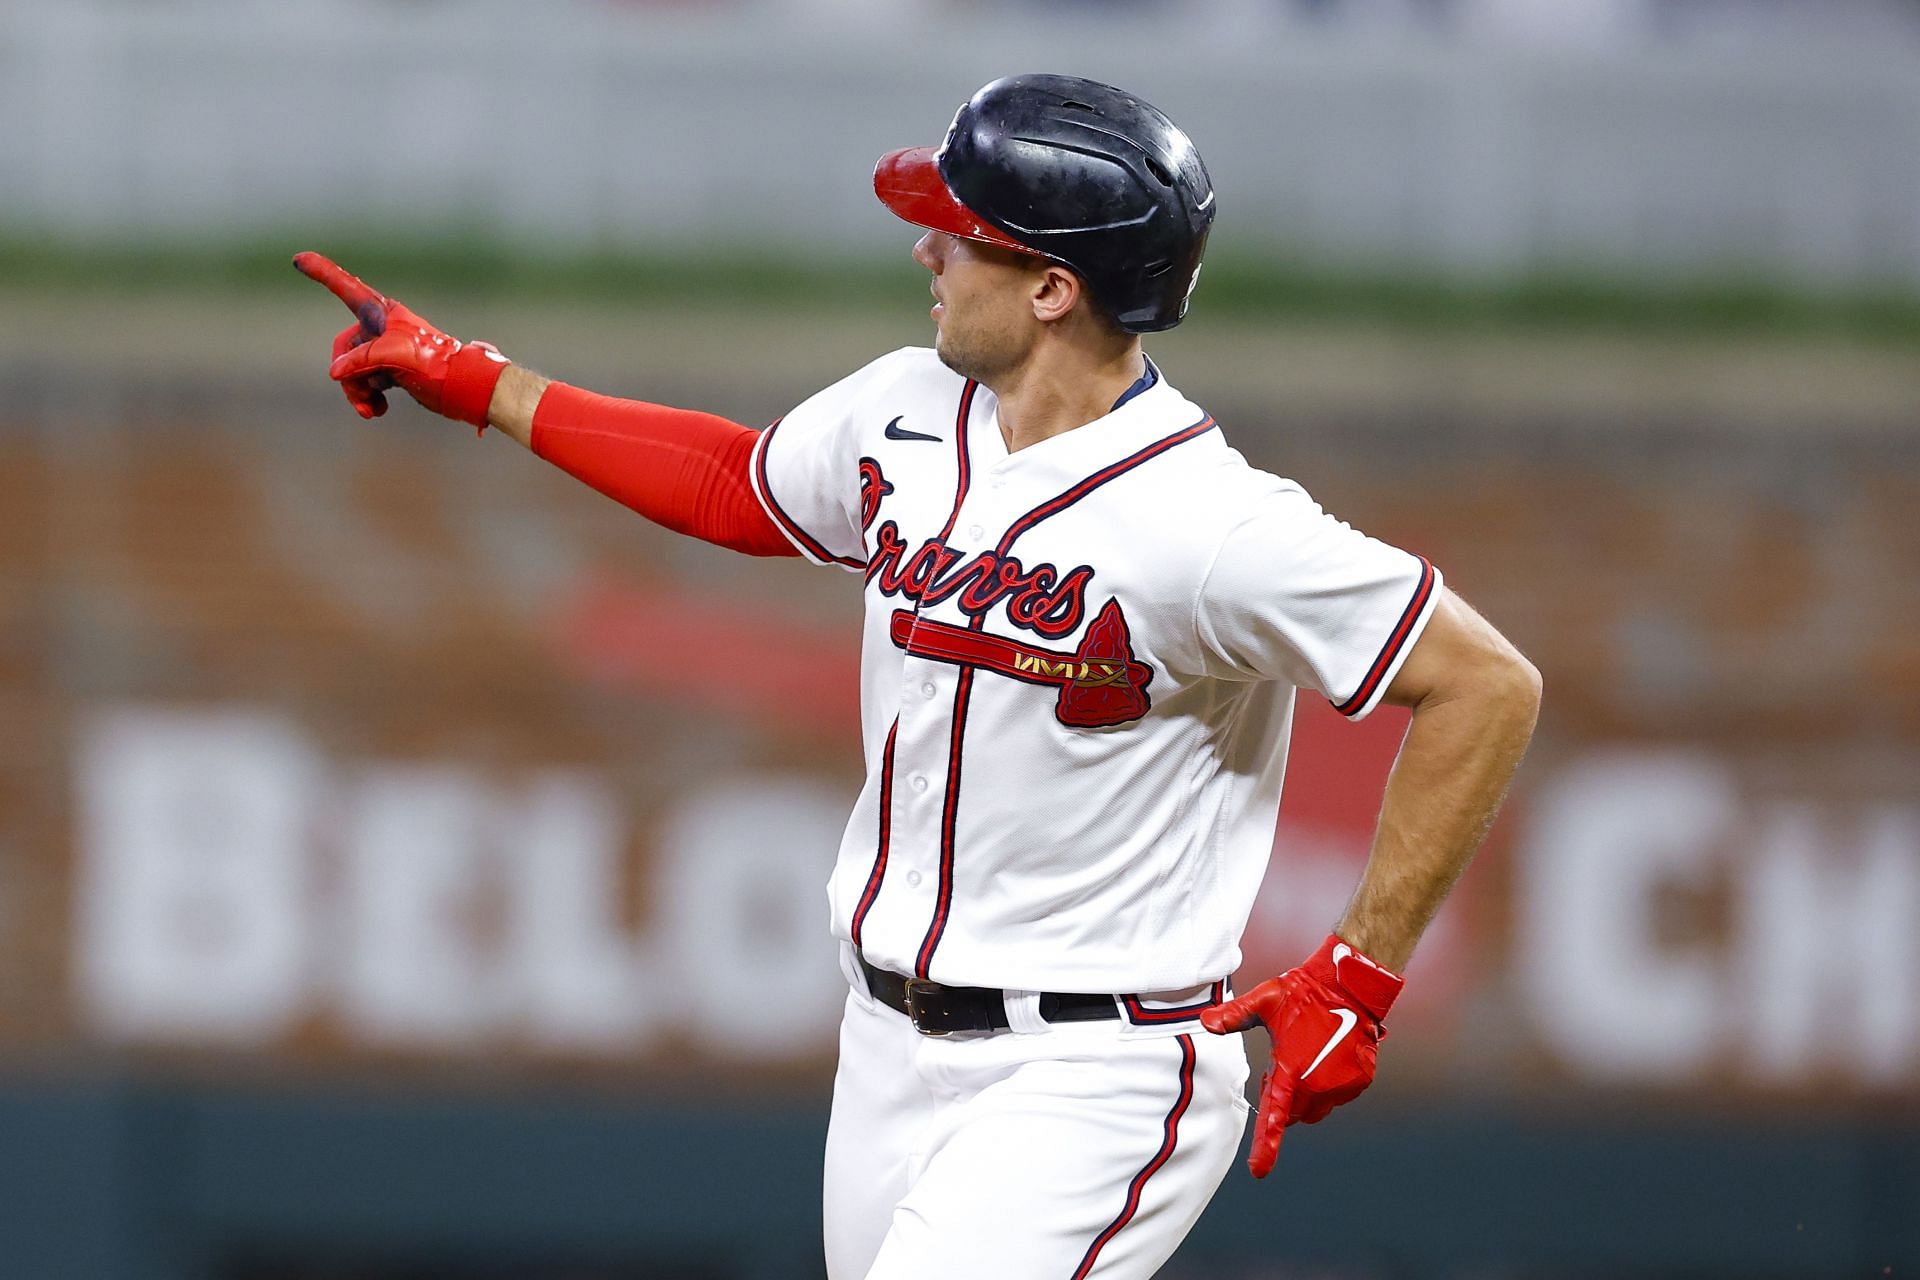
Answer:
[{"xmin": 822, "ymin": 978, "xmax": 1250, "ymax": 1279}]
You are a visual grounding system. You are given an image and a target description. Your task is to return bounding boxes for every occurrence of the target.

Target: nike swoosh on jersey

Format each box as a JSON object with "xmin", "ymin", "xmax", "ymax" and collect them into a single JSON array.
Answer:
[
  {"xmin": 1302, "ymin": 1007, "xmax": 1359, "ymax": 1079},
  {"xmin": 884, "ymin": 415, "xmax": 942, "ymax": 443}
]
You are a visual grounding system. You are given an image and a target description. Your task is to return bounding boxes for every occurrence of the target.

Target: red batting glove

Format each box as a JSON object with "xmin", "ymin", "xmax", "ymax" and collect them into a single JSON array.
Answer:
[
  {"xmin": 1201, "ymin": 934, "xmax": 1404, "ymax": 1178},
  {"xmin": 292, "ymin": 252, "xmax": 509, "ymax": 428}
]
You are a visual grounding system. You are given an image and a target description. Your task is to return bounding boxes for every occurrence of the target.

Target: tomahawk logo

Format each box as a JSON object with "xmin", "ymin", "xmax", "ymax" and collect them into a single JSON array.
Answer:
[{"xmin": 889, "ymin": 598, "xmax": 1154, "ymax": 729}]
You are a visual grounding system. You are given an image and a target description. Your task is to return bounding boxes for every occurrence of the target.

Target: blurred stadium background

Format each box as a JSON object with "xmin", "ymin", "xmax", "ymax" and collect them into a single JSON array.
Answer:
[{"xmin": 2, "ymin": 1, "xmax": 1918, "ymax": 1276}]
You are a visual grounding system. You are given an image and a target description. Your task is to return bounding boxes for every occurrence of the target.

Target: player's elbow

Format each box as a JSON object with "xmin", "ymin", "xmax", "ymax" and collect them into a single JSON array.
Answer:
[
  {"xmin": 1384, "ymin": 591, "xmax": 1542, "ymax": 718},
  {"xmin": 1439, "ymin": 615, "xmax": 1541, "ymax": 729},
  {"xmin": 1505, "ymin": 647, "xmax": 1543, "ymax": 718},
  {"xmin": 1478, "ymin": 639, "xmax": 1542, "ymax": 736}
]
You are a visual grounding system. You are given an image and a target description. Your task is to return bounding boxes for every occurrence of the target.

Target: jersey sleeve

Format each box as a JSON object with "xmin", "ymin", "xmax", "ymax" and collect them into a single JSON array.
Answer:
[
  {"xmin": 1193, "ymin": 478, "xmax": 1441, "ymax": 720},
  {"xmin": 747, "ymin": 356, "xmax": 898, "ymax": 571}
]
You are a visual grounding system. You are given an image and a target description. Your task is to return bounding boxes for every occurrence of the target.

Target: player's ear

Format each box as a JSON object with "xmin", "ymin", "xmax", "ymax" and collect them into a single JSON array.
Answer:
[{"xmin": 1030, "ymin": 262, "xmax": 1083, "ymax": 326}]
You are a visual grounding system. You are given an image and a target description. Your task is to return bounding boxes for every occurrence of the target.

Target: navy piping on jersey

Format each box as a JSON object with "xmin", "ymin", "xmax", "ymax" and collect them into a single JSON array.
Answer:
[
  {"xmin": 1071, "ymin": 1034, "xmax": 1197, "ymax": 1280},
  {"xmin": 931, "ymin": 382, "xmax": 979, "ymax": 547},
  {"xmin": 994, "ymin": 414, "xmax": 1217, "ymax": 556},
  {"xmin": 1333, "ymin": 554, "xmax": 1437, "ymax": 718},
  {"xmin": 1121, "ymin": 979, "xmax": 1227, "ymax": 1027},
  {"xmin": 1108, "ymin": 354, "xmax": 1159, "ymax": 414},
  {"xmin": 851, "ymin": 380, "xmax": 978, "ymax": 954},
  {"xmin": 913, "ymin": 411, "xmax": 1219, "ymax": 979},
  {"xmin": 915, "ymin": 664, "xmax": 976, "ymax": 978},
  {"xmin": 849, "ymin": 718, "xmax": 899, "ymax": 948},
  {"xmin": 755, "ymin": 418, "xmax": 866, "ymax": 569}
]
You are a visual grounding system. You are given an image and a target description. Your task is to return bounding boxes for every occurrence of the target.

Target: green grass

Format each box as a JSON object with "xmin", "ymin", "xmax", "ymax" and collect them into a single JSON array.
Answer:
[{"xmin": 4, "ymin": 233, "xmax": 1918, "ymax": 341}]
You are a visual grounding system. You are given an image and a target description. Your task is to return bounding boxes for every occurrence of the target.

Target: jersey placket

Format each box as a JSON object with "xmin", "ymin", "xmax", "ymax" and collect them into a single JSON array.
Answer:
[
  {"xmin": 900, "ymin": 478, "xmax": 1006, "ymax": 979},
  {"xmin": 849, "ymin": 380, "xmax": 985, "ymax": 963}
]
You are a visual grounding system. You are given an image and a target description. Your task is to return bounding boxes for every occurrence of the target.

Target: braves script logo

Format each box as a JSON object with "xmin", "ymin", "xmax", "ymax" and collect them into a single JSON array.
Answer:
[
  {"xmin": 857, "ymin": 457, "xmax": 894, "ymax": 531},
  {"xmin": 889, "ymin": 600, "xmax": 1153, "ymax": 728},
  {"xmin": 866, "ymin": 521, "xmax": 1093, "ymax": 640}
]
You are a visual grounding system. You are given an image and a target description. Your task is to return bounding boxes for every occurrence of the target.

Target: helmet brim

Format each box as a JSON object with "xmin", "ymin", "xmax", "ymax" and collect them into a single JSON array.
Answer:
[{"xmin": 873, "ymin": 146, "xmax": 1031, "ymax": 254}]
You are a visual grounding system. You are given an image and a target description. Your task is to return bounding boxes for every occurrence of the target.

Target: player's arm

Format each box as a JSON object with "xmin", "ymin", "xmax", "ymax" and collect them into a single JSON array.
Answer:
[
  {"xmin": 1203, "ymin": 579, "xmax": 1539, "ymax": 1177},
  {"xmin": 292, "ymin": 252, "xmax": 798, "ymax": 558},
  {"xmin": 1336, "ymin": 588, "xmax": 1540, "ymax": 969}
]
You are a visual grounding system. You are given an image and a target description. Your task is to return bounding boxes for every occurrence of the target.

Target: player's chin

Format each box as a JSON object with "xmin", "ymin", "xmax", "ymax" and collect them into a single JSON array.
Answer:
[
  {"xmin": 933, "ymin": 338, "xmax": 984, "ymax": 383},
  {"xmin": 934, "ymin": 319, "xmax": 1011, "ymax": 383},
  {"xmin": 932, "ymin": 326, "xmax": 961, "ymax": 372}
]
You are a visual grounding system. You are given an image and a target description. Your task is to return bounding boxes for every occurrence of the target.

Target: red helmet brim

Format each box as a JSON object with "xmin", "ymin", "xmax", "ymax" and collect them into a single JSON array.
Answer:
[{"xmin": 873, "ymin": 146, "xmax": 1031, "ymax": 253}]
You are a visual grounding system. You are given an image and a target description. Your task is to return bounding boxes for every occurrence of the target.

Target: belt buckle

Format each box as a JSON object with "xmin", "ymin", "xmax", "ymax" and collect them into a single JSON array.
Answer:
[{"xmin": 902, "ymin": 978, "xmax": 952, "ymax": 1037}]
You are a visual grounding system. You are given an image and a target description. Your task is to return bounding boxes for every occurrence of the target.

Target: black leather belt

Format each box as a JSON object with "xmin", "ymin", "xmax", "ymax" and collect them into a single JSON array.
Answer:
[{"xmin": 858, "ymin": 954, "xmax": 1120, "ymax": 1036}]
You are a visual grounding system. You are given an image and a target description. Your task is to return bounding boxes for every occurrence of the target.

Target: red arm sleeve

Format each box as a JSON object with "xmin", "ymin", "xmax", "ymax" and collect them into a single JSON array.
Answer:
[{"xmin": 530, "ymin": 382, "xmax": 800, "ymax": 558}]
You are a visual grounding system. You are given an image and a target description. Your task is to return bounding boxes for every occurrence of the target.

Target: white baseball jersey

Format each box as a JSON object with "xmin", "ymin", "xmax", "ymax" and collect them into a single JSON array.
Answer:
[{"xmin": 749, "ymin": 347, "xmax": 1440, "ymax": 1000}]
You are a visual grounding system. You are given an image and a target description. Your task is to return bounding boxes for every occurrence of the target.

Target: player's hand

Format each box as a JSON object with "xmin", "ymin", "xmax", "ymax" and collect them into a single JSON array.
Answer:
[
  {"xmin": 1201, "ymin": 934, "xmax": 1403, "ymax": 1178},
  {"xmin": 292, "ymin": 252, "xmax": 510, "ymax": 428}
]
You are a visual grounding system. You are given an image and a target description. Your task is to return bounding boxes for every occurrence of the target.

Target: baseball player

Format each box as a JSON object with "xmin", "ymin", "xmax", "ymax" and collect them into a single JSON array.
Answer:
[{"xmin": 296, "ymin": 74, "xmax": 1539, "ymax": 1279}]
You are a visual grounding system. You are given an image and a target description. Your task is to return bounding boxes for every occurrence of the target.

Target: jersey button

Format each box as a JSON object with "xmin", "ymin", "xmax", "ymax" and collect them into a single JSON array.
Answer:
[
  {"xmin": 906, "ymin": 870, "xmax": 923, "ymax": 887},
  {"xmin": 911, "ymin": 775, "xmax": 929, "ymax": 793},
  {"xmin": 921, "ymin": 682, "xmax": 936, "ymax": 697},
  {"xmin": 967, "ymin": 524, "xmax": 984, "ymax": 540}
]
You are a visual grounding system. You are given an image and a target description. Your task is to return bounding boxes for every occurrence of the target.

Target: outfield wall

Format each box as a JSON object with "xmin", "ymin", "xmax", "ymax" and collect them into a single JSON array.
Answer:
[{"xmin": 1, "ymin": 1077, "xmax": 1913, "ymax": 1280}]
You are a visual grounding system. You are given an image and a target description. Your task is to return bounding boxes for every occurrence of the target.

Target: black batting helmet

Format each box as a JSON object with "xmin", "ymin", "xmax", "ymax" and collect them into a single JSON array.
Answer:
[{"xmin": 874, "ymin": 74, "xmax": 1216, "ymax": 334}]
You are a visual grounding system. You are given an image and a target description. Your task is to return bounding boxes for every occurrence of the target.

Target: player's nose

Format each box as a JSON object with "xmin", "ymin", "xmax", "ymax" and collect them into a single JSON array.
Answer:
[{"xmin": 912, "ymin": 231, "xmax": 945, "ymax": 274}]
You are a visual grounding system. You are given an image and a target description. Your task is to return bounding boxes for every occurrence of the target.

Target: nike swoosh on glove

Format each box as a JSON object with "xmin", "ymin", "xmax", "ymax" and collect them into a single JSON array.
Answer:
[{"xmin": 1201, "ymin": 933, "xmax": 1403, "ymax": 1178}]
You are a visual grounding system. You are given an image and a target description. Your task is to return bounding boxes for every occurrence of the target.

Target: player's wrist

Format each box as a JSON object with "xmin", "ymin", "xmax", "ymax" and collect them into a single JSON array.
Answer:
[
  {"xmin": 1306, "ymin": 933, "xmax": 1404, "ymax": 1022},
  {"xmin": 439, "ymin": 341, "xmax": 512, "ymax": 430},
  {"xmin": 479, "ymin": 363, "xmax": 551, "ymax": 449}
]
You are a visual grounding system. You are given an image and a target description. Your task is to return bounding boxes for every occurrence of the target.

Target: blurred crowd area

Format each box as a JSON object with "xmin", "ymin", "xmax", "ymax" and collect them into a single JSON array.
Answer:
[
  {"xmin": 0, "ymin": 305, "xmax": 1914, "ymax": 1276},
  {"xmin": 2, "ymin": 315, "xmax": 1915, "ymax": 1096},
  {"xmin": 1, "ymin": 2, "xmax": 1918, "ymax": 1277}
]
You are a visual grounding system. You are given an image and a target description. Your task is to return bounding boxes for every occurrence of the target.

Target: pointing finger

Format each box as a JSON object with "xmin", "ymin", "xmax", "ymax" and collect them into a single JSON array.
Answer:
[{"xmin": 293, "ymin": 251, "xmax": 387, "ymax": 316}]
